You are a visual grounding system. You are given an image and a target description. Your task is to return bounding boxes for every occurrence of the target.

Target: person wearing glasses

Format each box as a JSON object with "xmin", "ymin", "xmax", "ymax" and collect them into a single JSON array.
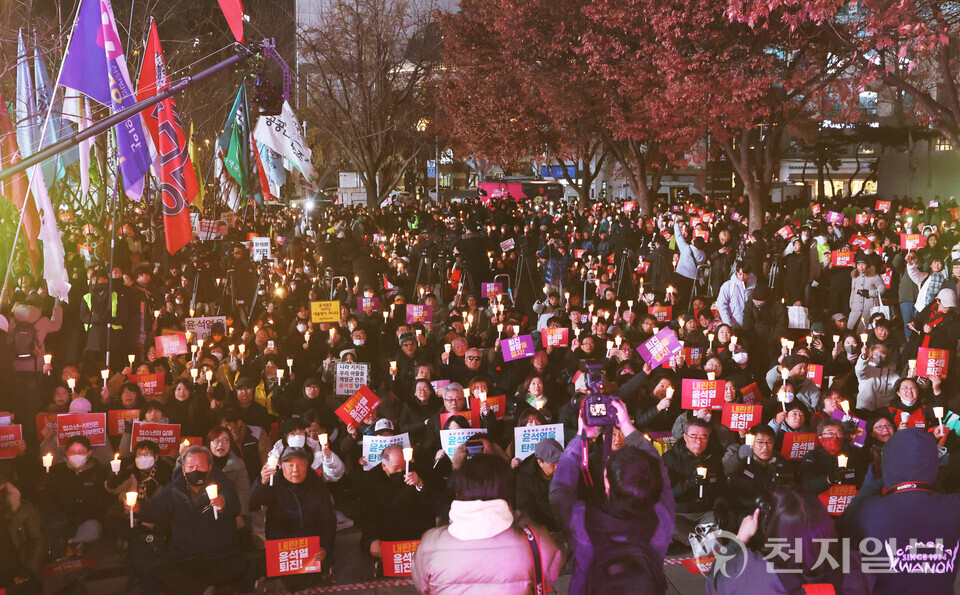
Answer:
[{"xmin": 662, "ymin": 418, "xmax": 728, "ymax": 544}]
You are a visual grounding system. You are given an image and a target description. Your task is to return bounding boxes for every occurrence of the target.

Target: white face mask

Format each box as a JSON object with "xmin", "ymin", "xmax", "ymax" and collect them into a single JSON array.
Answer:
[
  {"xmin": 364, "ymin": 292, "xmax": 375, "ymax": 298},
  {"xmin": 68, "ymin": 454, "xmax": 89, "ymax": 469},
  {"xmin": 353, "ymin": 339, "xmax": 365, "ymax": 346},
  {"xmin": 732, "ymin": 351, "xmax": 748, "ymax": 365},
  {"xmin": 297, "ymin": 323, "xmax": 308, "ymax": 333},
  {"xmin": 287, "ymin": 434, "xmax": 306, "ymax": 448},
  {"xmin": 135, "ymin": 455, "xmax": 156, "ymax": 470}
]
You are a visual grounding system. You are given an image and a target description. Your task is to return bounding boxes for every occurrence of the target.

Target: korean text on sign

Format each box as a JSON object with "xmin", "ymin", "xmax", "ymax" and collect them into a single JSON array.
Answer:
[
  {"xmin": 335, "ymin": 386, "xmax": 382, "ymax": 426},
  {"xmin": 265, "ymin": 536, "xmax": 323, "ymax": 577},
  {"xmin": 781, "ymin": 432, "xmax": 817, "ymax": 461},
  {"xmin": 382, "ymin": 540, "xmax": 420, "ymax": 577},
  {"xmin": 680, "ymin": 379, "xmax": 725, "ymax": 410},
  {"xmin": 310, "ymin": 301, "xmax": 340, "ymax": 323}
]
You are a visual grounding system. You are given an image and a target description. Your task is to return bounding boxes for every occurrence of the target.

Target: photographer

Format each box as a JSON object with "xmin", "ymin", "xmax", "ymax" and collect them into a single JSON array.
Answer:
[{"xmin": 550, "ymin": 397, "xmax": 674, "ymax": 594}]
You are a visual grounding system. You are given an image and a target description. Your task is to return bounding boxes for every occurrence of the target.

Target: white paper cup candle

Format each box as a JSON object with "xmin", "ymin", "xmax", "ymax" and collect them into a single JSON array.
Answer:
[
  {"xmin": 706, "ymin": 372, "xmax": 716, "ymax": 381},
  {"xmin": 43, "ymin": 453, "xmax": 53, "ymax": 473},
  {"xmin": 403, "ymin": 447, "xmax": 414, "ymax": 473},
  {"xmin": 111, "ymin": 453, "xmax": 121, "ymax": 474},
  {"xmin": 67, "ymin": 378, "xmax": 76, "ymax": 393},
  {"xmin": 101, "ymin": 369, "xmax": 110, "ymax": 382},
  {"xmin": 837, "ymin": 454, "xmax": 848, "ymax": 468},
  {"xmin": 696, "ymin": 466, "xmax": 707, "ymax": 498},
  {"xmin": 205, "ymin": 485, "xmax": 219, "ymax": 520},
  {"xmin": 745, "ymin": 434, "xmax": 755, "ymax": 447},
  {"xmin": 128, "ymin": 354, "xmax": 135, "ymax": 366},
  {"xmin": 267, "ymin": 454, "xmax": 279, "ymax": 486},
  {"xmin": 318, "ymin": 433, "xmax": 328, "ymax": 447},
  {"xmin": 934, "ymin": 407, "xmax": 945, "ymax": 432},
  {"xmin": 125, "ymin": 491, "xmax": 138, "ymax": 528}
]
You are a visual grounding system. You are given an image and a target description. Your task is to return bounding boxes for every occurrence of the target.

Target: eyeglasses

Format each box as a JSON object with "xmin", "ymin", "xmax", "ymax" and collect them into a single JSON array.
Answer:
[
  {"xmin": 466, "ymin": 356, "xmax": 481, "ymax": 361},
  {"xmin": 754, "ymin": 440, "xmax": 775, "ymax": 447},
  {"xmin": 684, "ymin": 434, "xmax": 709, "ymax": 442},
  {"xmin": 211, "ymin": 437, "xmax": 231, "ymax": 446}
]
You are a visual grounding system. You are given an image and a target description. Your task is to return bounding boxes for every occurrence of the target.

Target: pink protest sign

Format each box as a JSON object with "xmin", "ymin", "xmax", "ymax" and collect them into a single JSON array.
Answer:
[
  {"xmin": 636, "ymin": 328, "xmax": 682, "ymax": 370},
  {"xmin": 502, "ymin": 335, "xmax": 536, "ymax": 362},
  {"xmin": 405, "ymin": 304, "xmax": 434, "ymax": 324}
]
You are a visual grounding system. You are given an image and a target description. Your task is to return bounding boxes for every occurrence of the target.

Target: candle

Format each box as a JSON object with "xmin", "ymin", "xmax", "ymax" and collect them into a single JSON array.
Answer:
[
  {"xmin": 42, "ymin": 453, "xmax": 53, "ymax": 473},
  {"xmin": 444, "ymin": 343, "xmax": 451, "ymax": 353},
  {"xmin": 730, "ymin": 336, "xmax": 738, "ymax": 347},
  {"xmin": 696, "ymin": 466, "xmax": 707, "ymax": 498},
  {"xmin": 839, "ymin": 400, "xmax": 850, "ymax": 414},
  {"xmin": 205, "ymin": 484, "xmax": 219, "ymax": 520},
  {"xmin": 786, "ymin": 340, "xmax": 795, "ymax": 352},
  {"xmin": 627, "ymin": 299, "xmax": 633, "ymax": 309},
  {"xmin": 190, "ymin": 368, "xmax": 199, "ymax": 380},
  {"xmin": 329, "ymin": 328, "xmax": 336, "ymax": 339},
  {"xmin": 44, "ymin": 354, "xmax": 52, "ymax": 366},
  {"xmin": 101, "ymin": 369, "xmax": 110, "ymax": 382},
  {"xmin": 238, "ymin": 344, "xmax": 246, "ymax": 356},
  {"xmin": 513, "ymin": 325, "xmax": 520, "ymax": 336},
  {"xmin": 745, "ymin": 434, "xmax": 755, "ymax": 447},
  {"xmin": 286, "ymin": 358, "xmax": 294, "ymax": 369},
  {"xmin": 276, "ymin": 369, "xmax": 285, "ymax": 382},
  {"xmin": 706, "ymin": 372, "xmax": 716, "ymax": 381},
  {"xmin": 186, "ymin": 331, "xmax": 193, "ymax": 345},
  {"xmin": 780, "ymin": 337, "xmax": 788, "ymax": 348},
  {"xmin": 615, "ymin": 336, "xmax": 622, "ymax": 347},
  {"xmin": 390, "ymin": 361, "xmax": 397, "ymax": 377},
  {"xmin": 304, "ymin": 331, "xmax": 311, "ymax": 344},
  {"xmin": 128, "ymin": 354, "xmax": 135, "ymax": 366},
  {"xmin": 859, "ymin": 333, "xmax": 868, "ymax": 345},
  {"xmin": 267, "ymin": 453, "xmax": 279, "ymax": 486},
  {"xmin": 665, "ymin": 386, "xmax": 675, "ymax": 401},
  {"xmin": 125, "ymin": 491, "xmax": 138, "ymax": 528},
  {"xmin": 403, "ymin": 447, "xmax": 414, "ymax": 473},
  {"xmin": 67, "ymin": 378, "xmax": 76, "ymax": 392},
  {"xmin": 837, "ymin": 454, "xmax": 848, "ymax": 468},
  {"xmin": 318, "ymin": 433, "xmax": 328, "ymax": 447},
  {"xmin": 778, "ymin": 388, "xmax": 788, "ymax": 411},
  {"xmin": 901, "ymin": 411, "xmax": 909, "ymax": 425},
  {"xmin": 111, "ymin": 453, "xmax": 121, "ymax": 474},
  {"xmin": 934, "ymin": 406, "xmax": 945, "ymax": 433},
  {"xmin": 497, "ymin": 324, "xmax": 503, "ymax": 337}
]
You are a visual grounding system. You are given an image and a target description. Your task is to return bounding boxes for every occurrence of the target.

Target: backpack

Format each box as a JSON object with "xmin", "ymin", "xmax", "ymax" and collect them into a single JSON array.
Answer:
[
  {"xmin": 586, "ymin": 533, "xmax": 667, "ymax": 594},
  {"xmin": 11, "ymin": 319, "xmax": 39, "ymax": 360}
]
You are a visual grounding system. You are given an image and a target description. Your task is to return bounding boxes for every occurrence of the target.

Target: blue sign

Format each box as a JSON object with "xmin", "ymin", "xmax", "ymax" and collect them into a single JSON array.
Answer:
[
  {"xmin": 427, "ymin": 159, "xmax": 437, "ymax": 178},
  {"xmin": 541, "ymin": 165, "xmax": 577, "ymax": 178}
]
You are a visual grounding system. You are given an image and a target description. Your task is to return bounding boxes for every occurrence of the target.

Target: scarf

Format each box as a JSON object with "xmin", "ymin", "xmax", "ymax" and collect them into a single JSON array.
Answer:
[{"xmin": 921, "ymin": 310, "xmax": 944, "ymax": 348}]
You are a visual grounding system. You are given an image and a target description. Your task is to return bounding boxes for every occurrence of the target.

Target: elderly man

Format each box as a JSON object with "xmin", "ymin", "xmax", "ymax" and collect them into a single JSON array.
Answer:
[
  {"xmin": 662, "ymin": 418, "xmax": 727, "ymax": 544},
  {"xmin": 356, "ymin": 445, "xmax": 435, "ymax": 563},
  {"xmin": 132, "ymin": 446, "xmax": 245, "ymax": 594}
]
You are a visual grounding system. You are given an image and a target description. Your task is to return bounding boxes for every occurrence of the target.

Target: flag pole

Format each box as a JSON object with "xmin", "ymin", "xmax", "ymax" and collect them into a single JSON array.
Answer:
[{"xmin": 0, "ymin": 5, "xmax": 84, "ymax": 307}]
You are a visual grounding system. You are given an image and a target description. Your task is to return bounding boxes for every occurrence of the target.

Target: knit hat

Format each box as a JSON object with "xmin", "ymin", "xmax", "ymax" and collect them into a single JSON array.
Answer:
[
  {"xmin": 782, "ymin": 354, "xmax": 809, "ymax": 370},
  {"xmin": 534, "ymin": 438, "xmax": 563, "ymax": 464}
]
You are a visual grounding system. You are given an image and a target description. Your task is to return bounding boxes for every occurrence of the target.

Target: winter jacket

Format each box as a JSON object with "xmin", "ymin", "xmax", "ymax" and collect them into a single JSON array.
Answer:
[
  {"xmin": 249, "ymin": 469, "xmax": 337, "ymax": 552},
  {"xmin": 763, "ymin": 367, "xmax": 821, "ymax": 412},
  {"xmin": 799, "ymin": 446, "xmax": 857, "ymax": 494},
  {"xmin": 549, "ymin": 431, "xmax": 674, "ymax": 595},
  {"xmin": 663, "ymin": 437, "xmax": 727, "ymax": 513},
  {"xmin": 839, "ymin": 429, "xmax": 960, "ymax": 595},
  {"xmin": 412, "ymin": 499, "xmax": 563, "ymax": 594},
  {"xmin": 716, "ymin": 273, "xmax": 756, "ymax": 328},
  {"xmin": 674, "ymin": 223, "xmax": 706, "ymax": 280},
  {"xmin": 515, "ymin": 456, "xmax": 557, "ymax": 531},
  {"xmin": 853, "ymin": 356, "xmax": 900, "ymax": 411},
  {"xmin": 537, "ymin": 245, "xmax": 573, "ymax": 288},
  {"xmin": 848, "ymin": 272, "xmax": 885, "ymax": 314},
  {"xmin": 0, "ymin": 484, "xmax": 44, "ymax": 577},
  {"xmin": 908, "ymin": 262, "xmax": 946, "ymax": 312},
  {"xmin": 9, "ymin": 302, "xmax": 62, "ymax": 373},
  {"xmin": 137, "ymin": 466, "xmax": 243, "ymax": 563}
]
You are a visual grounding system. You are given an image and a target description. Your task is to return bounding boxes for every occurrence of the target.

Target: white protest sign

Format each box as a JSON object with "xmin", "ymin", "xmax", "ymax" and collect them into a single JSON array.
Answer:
[
  {"xmin": 361, "ymin": 433, "xmax": 411, "ymax": 471},
  {"xmin": 500, "ymin": 238, "xmax": 515, "ymax": 252},
  {"xmin": 439, "ymin": 428, "xmax": 487, "ymax": 459},
  {"xmin": 514, "ymin": 423, "xmax": 565, "ymax": 461},
  {"xmin": 252, "ymin": 236, "xmax": 271, "ymax": 262},
  {"xmin": 185, "ymin": 316, "xmax": 227, "ymax": 342},
  {"xmin": 335, "ymin": 362, "xmax": 370, "ymax": 396}
]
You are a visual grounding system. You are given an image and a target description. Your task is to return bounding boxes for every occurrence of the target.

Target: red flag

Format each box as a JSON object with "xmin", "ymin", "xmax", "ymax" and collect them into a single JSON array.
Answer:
[
  {"xmin": 218, "ymin": 0, "xmax": 245, "ymax": 44},
  {"xmin": 0, "ymin": 93, "xmax": 40, "ymax": 276},
  {"xmin": 137, "ymin": 22, "xmax": 197, "ymax": 254}
]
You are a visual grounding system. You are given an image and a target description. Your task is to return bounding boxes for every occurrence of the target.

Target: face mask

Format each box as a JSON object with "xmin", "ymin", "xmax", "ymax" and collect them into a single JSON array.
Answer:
[
  {"xmin": 68, "ymin": 454, "xmax": 89, "ymax": 469},
  {"xmin": 287, "ymin": 434, "xmax": 306, "ymax": 448},
  {"xmin": 753, "ymin": 301, "xmax": 764, "ymax": 309},
  {"xmin": 844, "ymin": 344, "xmax": 857, "ymax": 355},
  {"xmin": 136, "ymin": 455, "xmax": 156, "ymax": 471},
  {"xmin": 353, "ymin": 339, "xmax": 365, "ymax": 346},
  {"xmin": 732, "ymin": 351, "xmax": 748, "ymax": 365},
  {"xmin": 297, "ymin": 323, "xmax": 308, "ymax": 333},
  {"xmin": 873, "ymin": 353, "xmax": 886, "ymax": 366},
  {"xmin": 365, "ymin": 292, "xmax": 375, "ymax": 298},
  {"xmin": 784, "ymin": 392, "xmax": 796, "ymax": 403},
  {"xmin": 820, "ymin": 436, "xmax": 844, "ymax": 456},
  {"xmin": 184, "ymin": 470, "xmax": 208, "ymax": 487},
  {"xmin": 801, "ymin": 234, "xmax": 810, "ymax": 242}
]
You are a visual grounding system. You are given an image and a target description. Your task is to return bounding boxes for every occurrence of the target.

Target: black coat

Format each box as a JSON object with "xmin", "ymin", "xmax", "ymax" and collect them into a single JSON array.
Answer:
[
  {"xmin": 516, "ymin": 456, "xmax": 557, "ymax": 531},
  {"xmin": 249, "ymin": 469, "xmax": 337, "ymax": 552},
  {"xmin": 662, "ymin": 438, "xmax": 727, "ymax": 514}
]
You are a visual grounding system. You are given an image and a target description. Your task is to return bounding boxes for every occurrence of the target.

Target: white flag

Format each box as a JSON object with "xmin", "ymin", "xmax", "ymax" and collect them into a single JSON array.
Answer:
[
  {"xmin": 253, "ymin": 101, "xmax": 316, "ymax": 183},
  {"xmin": 27, "ymin": 165, "xmax": 70, "ymax": 301},
  {"xmin": 63, "ymin": 94, "xmax": 94, "ymax": 200}
]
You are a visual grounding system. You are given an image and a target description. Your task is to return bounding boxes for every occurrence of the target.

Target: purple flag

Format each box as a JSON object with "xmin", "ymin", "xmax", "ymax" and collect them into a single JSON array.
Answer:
[
  {"xmin": 831, "ymin": 410, "xmax": 867, "ymax": 449},
  {"xmin": 59, "ymin": 0, "xmax": 151, "ymax": 200},
  {"xmin": 503, "ymin": 335, "xmax": 536, "ymax": 362},
  {"xmin": 636, "ymin": 328, "xmax": 682, "ymax": 370}
]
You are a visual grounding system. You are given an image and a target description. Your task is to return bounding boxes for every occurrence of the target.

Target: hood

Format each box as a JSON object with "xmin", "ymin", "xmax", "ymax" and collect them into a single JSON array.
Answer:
[
  {"xmin": 12, "ymin": 304, "xmax": 41, "ymax": 324},
  {"xmin": 448, "ymin": 499, "xmax": 514, "ymax": 541},
  {"xmin": 881, "ymin": 428, "xmax": 939, "ymax": 489}
]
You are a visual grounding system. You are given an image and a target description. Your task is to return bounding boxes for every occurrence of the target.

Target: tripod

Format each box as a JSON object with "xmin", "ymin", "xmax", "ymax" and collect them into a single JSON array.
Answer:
[
  {"xmin": 512, "ymin": 247, "xmax": 540, "ymax": 310},
  {"xmin": 614, "ymin": 250, "xmax": 635, "ymax": 301}
]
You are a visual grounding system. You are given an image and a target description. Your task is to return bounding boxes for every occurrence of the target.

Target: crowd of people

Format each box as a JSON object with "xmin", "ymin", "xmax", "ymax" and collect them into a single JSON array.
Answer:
[{"xmin": 1, "ymin": 191, "xmax": 960, "ymax": 593}]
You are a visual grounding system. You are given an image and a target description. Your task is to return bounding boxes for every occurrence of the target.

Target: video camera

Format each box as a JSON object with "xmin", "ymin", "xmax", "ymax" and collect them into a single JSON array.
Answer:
[{"xmin": 582, "ymin": 361, "xmax": 617, "ymax": 427}]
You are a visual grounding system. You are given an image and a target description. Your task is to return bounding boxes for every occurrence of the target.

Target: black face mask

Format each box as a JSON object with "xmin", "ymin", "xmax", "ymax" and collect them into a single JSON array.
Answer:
[{"xmin": 184, "ymin": 470, "xmax": 208, "ymax": 487}]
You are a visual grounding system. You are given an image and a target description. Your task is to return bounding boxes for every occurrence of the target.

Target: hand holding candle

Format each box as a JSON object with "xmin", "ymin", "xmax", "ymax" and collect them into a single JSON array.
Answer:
[
  {"xmin": 267, "ymin": 453, "xmax": 279, "ymax": 486},
  {"xmin": 111, "ymin": 453, "xmax": 121, "ymax": 474},
  {"xmin": 125, "ymin": 491, "xmax": 138, "ymax": 528},
  {"xmin": 403, "ymin": 447, "xmax": 414, "ymax": 474},
  {"xmin": 696, "ymin": 466, "xmax": 707, "ymax": 498},
  {"xmin": 934, "ymin": 406, "xmax": 945, "ymax": 433},
  {"xmin": 205, "ymin": 484, "xmax": 219, "ymax": 520}
]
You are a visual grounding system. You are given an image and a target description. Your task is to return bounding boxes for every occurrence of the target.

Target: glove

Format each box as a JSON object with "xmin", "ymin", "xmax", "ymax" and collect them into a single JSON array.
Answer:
[
  {"xmin": 682, "ymin": 477, "xmax": 701, "ymax": 490},
  {"xmin": 858, "ymin": 289, "xmax": 870, "ymax": 297},
  {"xmin": 828, "ymin": 466, "xmax": 844, "ymax": 484}
]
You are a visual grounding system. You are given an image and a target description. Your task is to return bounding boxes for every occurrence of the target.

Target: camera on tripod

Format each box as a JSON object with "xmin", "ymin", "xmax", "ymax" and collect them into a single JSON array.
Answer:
[{"xmin": 582, "ymin": 362, "xmax": 617, "ymax": 427}]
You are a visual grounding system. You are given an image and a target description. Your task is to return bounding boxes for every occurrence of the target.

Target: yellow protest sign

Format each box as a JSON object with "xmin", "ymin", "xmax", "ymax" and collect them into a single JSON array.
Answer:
[{"xmin": 311, "ymin": 301, "xmax": 340, "ymax": 323}]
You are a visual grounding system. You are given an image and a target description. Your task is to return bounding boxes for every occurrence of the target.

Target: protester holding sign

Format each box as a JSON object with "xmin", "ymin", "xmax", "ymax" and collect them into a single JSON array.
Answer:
[
  {"xmin": 251, "ymin": 446, "xmax": 337, "ymax": 590},
  {"xmin": 662, "ymin": 418, "xmax": 727, "ymax": 544}
]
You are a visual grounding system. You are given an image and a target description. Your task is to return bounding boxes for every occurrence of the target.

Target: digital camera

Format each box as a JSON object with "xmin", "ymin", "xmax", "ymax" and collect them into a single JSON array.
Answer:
[
  {"xmin": 583, "ymin": 394, "xmax": 618, "ymax": 427},
  {"xmin": 464, "ymin": 439, "xmax": 484, "ymax": 460}
]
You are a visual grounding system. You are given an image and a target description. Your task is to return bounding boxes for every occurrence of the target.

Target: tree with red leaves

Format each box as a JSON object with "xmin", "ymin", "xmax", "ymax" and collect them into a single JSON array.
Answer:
[{"xmin": 727, "ymin": 0, "xmax": 960, "ymax": 154}]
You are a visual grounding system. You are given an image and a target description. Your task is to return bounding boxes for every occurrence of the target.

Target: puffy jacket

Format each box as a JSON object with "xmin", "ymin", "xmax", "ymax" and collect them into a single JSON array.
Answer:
[
  {"xmin": 853, "ymin": 356, "xmax": 900, "ymax": 411},
  {"xmin": 716, "ymin": 273, "xmax": 755, "ymax": 328},
  {"xmin": 249, "ymin": 469, "xmax": 337, "ymax": 552},
  {"xmin": 412, "ymin": 499, "xmax": 563, "ymax": 594},
  {"xmin": 674, "ymin": 223, "xmax": 706, "ymax": 280},
  {"xmin": 662, "ymin": 437, "xmax": 727, "ymax": 514},
  {"xmin": 1, "ymin": 484, "xmax": 44, "ymax": 577}
]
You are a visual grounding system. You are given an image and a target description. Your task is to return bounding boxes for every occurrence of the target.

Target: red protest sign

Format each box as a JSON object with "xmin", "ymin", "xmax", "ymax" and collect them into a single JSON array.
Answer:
[
  {"xmin": 848, "ymin": 234, "xmax": 870, "ymax": 249},
  {"xmin": 335, "ymin": 386, "xmax": 382, "ymax": 426},
  {"xmin": 881, "ymin": 270, "xmax": 892, "ymax": 289},
  {"xmin": 681, "ymin": 556, "xmax": 715, "ymax": 575},
  {"xmin": 720, "ymin": 403, "xmax": 762, "ymax": 431},
  {"xmin": 900, "ymin": 233, "xmax": 926, "ymax": 250},
  {"xmin": 36, "ymin": 413, "xmax": 57, "ymax": 442},
  {"xmin": 265, "ymin": 536, "xmax": 324, "ymax": 577},
  {"xmin": 0, "ymin": 425, "xmax": 22, "ymax": 459},
  {"xmin": 806, "ymin": 364, "xmax": 824, "ymax": 388},
  {"xmin": 818, "ymin": 484, "xmax": 857, "ymax": 517},
  {"xmin": 469, "ymin": 395, "xmax": 506, "ymax": 420},
  {"xmin": 129, "ymin": 373, "xmax": 165, "ymax": 399},
  {"xmin": 541, "ymin": 328, "xmax": 569, "ymax": 348},
  {"xmin": 831, "ymin": 251, "xmax": 855, "ymax": 267},
  {"xmin": 854, "ymin": 214, "xmax": 870, "ymax": 225},
  {"xmin": 649, "ymin": 305, "xmax": 672, "ymax": 323},
  {"xmin": 875, "ymin": 200, "xmax": 891, "ymax": 212},
  {"xmin": 680, "ymin": 379, "xmax": 725, "ymax": 410},
  {"xmin": 740, "ymin": 383, "xmax": 763, "ymax": 406},
  {"xmin": 682, "ymin": 346, "xmax": 704, "ymax": 368},
  {"xmin": 57, "ymin": 413, "xmax": 107, "ymax": 447},
  {"xmin": 781, "ymin": 432, "xmax": 817, "ymax": 461},
  {"xmin": 108, "ymin": 409, "xmax": 140, "ymax": 436},
  {"xmin": 131, "ymin": 421, "xmax": 181, "ymax": 456},
  {"xmin": 440, "ymin": 410, "xmax": 477, "ymax": 428},
  {"xmin": 383, "ymin": 540, "xmax": 420, "ymax": 577},
  {"xmin": 775, "ymin": 225, "xmax": 793, "ymax": 239},
  {"xmin": 155, "ymin": 333, "xmax": 188, "ymax": 357},
  {"xmin": 917, "ymin": 347, "xmax": 949, "ymax": 378},
  {"xmin": 636, "ymin": 260, "xmax": 649, "ymax": 274}
]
